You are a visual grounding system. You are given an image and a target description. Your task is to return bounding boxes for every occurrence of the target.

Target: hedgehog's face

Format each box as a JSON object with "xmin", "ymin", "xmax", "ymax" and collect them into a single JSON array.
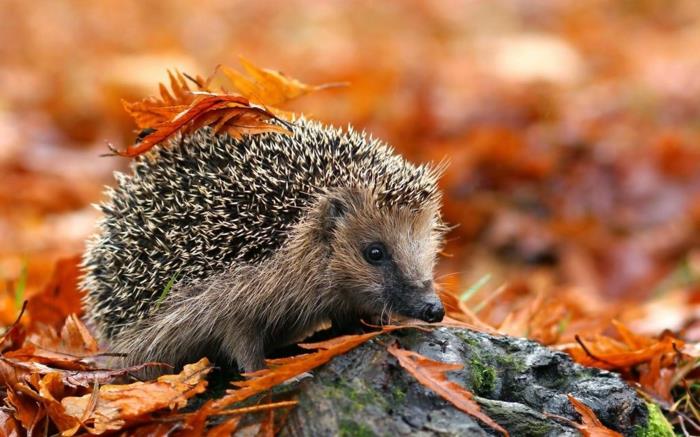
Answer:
[{"xmin": 321, "ymin": 189, "xmax": 445, "ymax": 324}]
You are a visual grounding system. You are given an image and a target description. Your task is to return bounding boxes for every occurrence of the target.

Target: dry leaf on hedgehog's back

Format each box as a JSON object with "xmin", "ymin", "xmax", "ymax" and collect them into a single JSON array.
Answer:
[
  {"xmin": 118, "ymin": 58, "xmax": 342, "ymax": 158},
  {"xmin": 117, "ymin": 95, "xmax": 285, "ymax": 157},
  {"xmin": 387, "ymin": 343, "xmax": 509, "ymax": 437},
  {"xmin": 123, "ymin": 70, "xmax": 206, "ymax": 129},
  {"xmin": 217, "ymin": 57, "xmax": 345, "ymax": 108}
]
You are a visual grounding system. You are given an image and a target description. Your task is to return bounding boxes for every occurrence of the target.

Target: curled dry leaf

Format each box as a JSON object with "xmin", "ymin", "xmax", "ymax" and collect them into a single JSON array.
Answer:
[
  {"xmin": 34, "ymin": 372, "xmax": 82, "ymax": 435},
  {"xmin": 567, "ymin": 395, "xmax": 623, "ymax": 437},
  {"xmin": 386, "ymin": 343, "xmax": 509, "ymax": 436},
  {"xmin": 59, "ymin": 358, "xmax": 212, "ymax": 435}
]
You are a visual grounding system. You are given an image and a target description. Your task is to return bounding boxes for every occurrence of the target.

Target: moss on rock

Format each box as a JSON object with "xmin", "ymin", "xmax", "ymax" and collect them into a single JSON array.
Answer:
[{"xmin": 634, "ymin": 403, "xmax": 673, "ymax": 437}]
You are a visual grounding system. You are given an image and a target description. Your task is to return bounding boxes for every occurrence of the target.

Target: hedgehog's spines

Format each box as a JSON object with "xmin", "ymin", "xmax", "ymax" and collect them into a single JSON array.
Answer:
[{"xmin": 81, "ymin": 118, "xmax": 441, "ymax": 340}]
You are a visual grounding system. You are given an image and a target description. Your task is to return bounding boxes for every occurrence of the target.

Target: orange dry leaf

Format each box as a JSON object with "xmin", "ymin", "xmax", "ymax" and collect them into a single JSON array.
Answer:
[
  {"xmin": 498, "ymin": 289, "xmax": 547, "ymax": 339},
  {"xmin": 256, "ymin": 408, "xmax": 274, "ymax": 437},
  {"xmin": 639, "ymin": 354, "xmax": 675, "ymax": 403},
  {"xmin": 117, "ymin": 94, "xmax": 285, "ymax": 157},
  {"xmin": 567, "ymin": 321, "xmax": 681, "ymax": 370},
  {"xmin": 0, "ymin": 409, "xmax": 22, "ymax": 437},
  {"xmin": 437, "ymin": 288, "xmax": 498, "ymax": 333},
  {"xmin": 212, "ymin": 329, "xmax": 391, "ymax": 410},
  {"xmin": 118, "ymin": 58, "xmax": 341, "ymax": 158},
  {"xmin": 0, "ymin": 303, "xmax": 27, "ymax": 355},
  {"xmin": 5, "ymin": 386, "xmax": 45, "ymax": 434},
  {"xmin": 178, "ymin": 327, "xmax": 400, "ymax": 433},
  {"xmin": 122, "ymin": 70, "xmax": 207, "ymax": 129},
  {"xmin": 33, "ymin": 372, "xmax": 82, "ymax": 435},
  {"xmin": 59, "ymin": 358, "xmax": 211, "ymax": 434},
  {"xmin": 217, "ymin": 57, "xmax": 345, "ymax": 108},
  {"xmin": 567, "ymin": 395, "xmax": 622, "ymax": 437},
  {"xmin": 26, "ymin": 255, "xmax": 84, "ymax": 331},
  {"xmin": 120, "ymin": 422, "xmax": 182, "ymax": 436},
  {"xmin": 206, "ymin": 416, "xmax": 241, "ymax": 437},
  {"xmin": 386, "ymin": 343, "xmax": 509, "ymax": 437},
  {"xmin": 5, "ymin": 314, "xmax": 99, "ymax": 370}
]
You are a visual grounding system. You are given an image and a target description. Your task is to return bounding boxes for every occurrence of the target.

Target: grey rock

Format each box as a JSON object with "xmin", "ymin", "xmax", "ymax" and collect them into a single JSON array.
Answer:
[{"xmin": 279, "ymin": 327, "xmax": 648, "ymax": 437}]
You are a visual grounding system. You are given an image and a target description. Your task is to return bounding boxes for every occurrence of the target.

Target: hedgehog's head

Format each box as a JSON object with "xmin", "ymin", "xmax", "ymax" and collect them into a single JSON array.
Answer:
[{"xmin": 316, "ymin": 186, "xmax": 445, "ymax": 324}]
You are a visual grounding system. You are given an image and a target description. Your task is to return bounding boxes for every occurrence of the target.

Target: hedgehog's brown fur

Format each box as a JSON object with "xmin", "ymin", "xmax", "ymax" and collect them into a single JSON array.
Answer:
[{"xmin": 81, "ymin": 118, "xmax": 445, "ymax": 373}]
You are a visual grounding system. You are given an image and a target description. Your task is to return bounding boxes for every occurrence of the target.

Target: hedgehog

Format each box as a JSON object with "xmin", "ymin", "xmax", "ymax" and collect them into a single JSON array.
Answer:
[{"xmin": 81, "ymin": 118, "xmax": 446, "ymax": 373}]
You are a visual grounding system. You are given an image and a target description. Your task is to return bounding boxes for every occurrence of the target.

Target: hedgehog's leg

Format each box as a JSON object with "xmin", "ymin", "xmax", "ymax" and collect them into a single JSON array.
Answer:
[
  {"xmin": 329, "ymin": 313, "xmax": 367, "ymax": 335},
  {"xmin": 220, "ymin": 330, "xmax": 266, "ymax": 373}
]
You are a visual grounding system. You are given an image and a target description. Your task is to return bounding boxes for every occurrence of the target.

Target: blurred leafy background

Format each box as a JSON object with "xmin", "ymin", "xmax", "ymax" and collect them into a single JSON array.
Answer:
[{"xmin": 1, "ymin": 0, "xmax": 699, "ymax": 335}]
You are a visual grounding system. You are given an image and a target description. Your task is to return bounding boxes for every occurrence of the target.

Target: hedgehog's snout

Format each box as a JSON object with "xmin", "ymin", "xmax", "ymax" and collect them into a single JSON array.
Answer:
[
  {"xmin": 420, "ymin": 300, "xmax": 445, "ymax": 323},
  {"xmin": 391, "ymin": 280, "xmax": 444, "ymax": 323}
]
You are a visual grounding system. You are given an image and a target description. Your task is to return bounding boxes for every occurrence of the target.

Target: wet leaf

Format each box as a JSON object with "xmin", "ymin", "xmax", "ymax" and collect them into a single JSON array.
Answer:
[
  {"xmin": 567, "ymin": 395, "xmax": 623, "ymax": 437},
  {"xmin": 387, "ymin": 343, "xmax": 509, "ymax": 436}
]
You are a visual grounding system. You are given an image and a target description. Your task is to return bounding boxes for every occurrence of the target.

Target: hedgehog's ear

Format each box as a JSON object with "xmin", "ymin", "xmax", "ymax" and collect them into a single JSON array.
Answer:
[{"xmin": 318, "ymin": 196, "xmax": 348, "ymax": 240}]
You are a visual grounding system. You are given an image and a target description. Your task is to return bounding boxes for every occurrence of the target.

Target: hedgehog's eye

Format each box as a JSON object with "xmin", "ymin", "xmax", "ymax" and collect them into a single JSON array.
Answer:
[{"xmin": 364, "ymin": 242, "xmax": 387, "ymax": 265}]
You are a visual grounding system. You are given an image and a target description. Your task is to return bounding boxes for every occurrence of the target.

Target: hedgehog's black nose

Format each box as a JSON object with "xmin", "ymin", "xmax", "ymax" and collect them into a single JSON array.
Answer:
[{"xmin": 421, "ymin": 302, "xmax": 445, "ymax": 323}]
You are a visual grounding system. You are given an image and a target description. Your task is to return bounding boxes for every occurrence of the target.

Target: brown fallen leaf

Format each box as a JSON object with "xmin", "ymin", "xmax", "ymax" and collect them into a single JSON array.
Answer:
[
  {"xmin": 567, "ymin": 395, "xmax": 623, "ymax": 437},
  {"xmin": 118, "ymin": 422, "xmax": 182, "ymax": 437},
  {"xmin": 0, "ymin": 357, "xmax": 166, "ymax": 389},
  {"xmin": 26, "ymin": 256, "xmax": 83, "ymax": 331},
  {"xmin": 387, "ymin": 343, "xmax": 509, "ymax": 437},
  {"xmin": 0, "ymin": 302, "xmax": 27, "ymax": 355},
  {"xmin": 0, "ymin": 409, "xmax": 22, "ymax": 437},
  {"xmin": 34, "ymin": 372, "xmax": 82, "ymax": 435},
  {"xmin": 60, "ymin": 358, "xmax": 212, "ymax": 434},
  {"xmin": 6, "ymin": 314, "xmax": 102, "ymax": 370},
  {"xmin": 568, "ymin": 324, "xmax": 681, "ymax": 369},
  {"xmin": 5, "ymin": 387, "xmax": 45, "ymax": 434}
]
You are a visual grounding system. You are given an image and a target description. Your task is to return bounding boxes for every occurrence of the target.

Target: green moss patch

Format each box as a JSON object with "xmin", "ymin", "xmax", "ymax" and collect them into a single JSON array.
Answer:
[{"xmin": 634, "ymin": 403, "xmax": 673, "ymax": 437}]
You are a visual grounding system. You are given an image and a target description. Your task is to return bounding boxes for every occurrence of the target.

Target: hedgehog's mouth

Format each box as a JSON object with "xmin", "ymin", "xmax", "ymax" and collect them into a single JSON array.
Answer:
[
  {"xmin": 383, "ymin": 284, "xmax": 445, "ymax": 324},
  {"xmin": 368, "ymin": 311, "xmax": 411, "ymax": 326}
]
